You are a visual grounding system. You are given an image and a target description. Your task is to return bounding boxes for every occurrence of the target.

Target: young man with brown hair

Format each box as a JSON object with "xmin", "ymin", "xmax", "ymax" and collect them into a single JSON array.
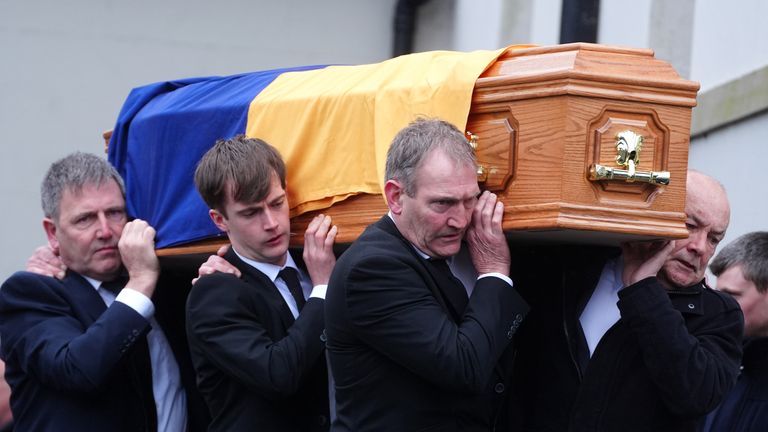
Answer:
[{"xmin": 186, "ymin": 135, "xmax": 336, "ymax": 432}]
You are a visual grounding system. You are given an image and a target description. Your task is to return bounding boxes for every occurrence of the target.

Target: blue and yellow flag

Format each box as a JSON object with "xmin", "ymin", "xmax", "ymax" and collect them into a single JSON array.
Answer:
[{"xmin": 109, "ymin": 48, "xmax": 508, "ymax": 248}]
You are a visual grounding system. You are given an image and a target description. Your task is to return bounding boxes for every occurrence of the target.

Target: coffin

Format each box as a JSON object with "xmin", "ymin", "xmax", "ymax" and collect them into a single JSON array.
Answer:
[{"xmin": 107, "ymin": 43, "xmax": 699, "ymax": 255}]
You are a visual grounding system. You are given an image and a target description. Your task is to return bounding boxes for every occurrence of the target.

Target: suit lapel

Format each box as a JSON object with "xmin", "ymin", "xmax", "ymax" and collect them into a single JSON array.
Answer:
[
  {"xmin": 563, "ymin": 247, "xmax": 621, "ymax": 376},
  {"xmin": 225, "ymin": 249, "xmax": 296, "ymax": 329},
  {"xmin": 64, "ymin": 271, "xmax": 108, "ymax": 323},
  {"xmin": 424, "ymin": 259, "xmax": 467, "ymax": 322},
  {"xmin": 375, "ymin": 216, "xmax": 462, "ymax": 322}
]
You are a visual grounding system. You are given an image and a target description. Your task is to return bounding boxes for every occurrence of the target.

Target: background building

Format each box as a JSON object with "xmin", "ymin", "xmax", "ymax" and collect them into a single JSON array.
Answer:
[{"xmin": 2, "ymin": 0, "xmax": 765, "ymax": 281}]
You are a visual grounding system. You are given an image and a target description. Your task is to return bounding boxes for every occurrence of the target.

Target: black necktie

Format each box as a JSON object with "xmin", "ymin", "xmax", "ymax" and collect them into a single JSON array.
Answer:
[
  {"xmin": 100, "ymin": 275, "xmax": 128, "ymax": 296},
  {"xmin": 102, "ymin": 276, "xmax": 157, "ymax": 430},
  {"xmin": 279, "ymin": 267, "xmax": 306, "ymax": 311},
  {"xmin": 132, "ymin": 335, "xmax": 158, "ymax": 431},
  {"xmin": 429, "ymin": 259, "xmax": 469, "ymax": 317}
]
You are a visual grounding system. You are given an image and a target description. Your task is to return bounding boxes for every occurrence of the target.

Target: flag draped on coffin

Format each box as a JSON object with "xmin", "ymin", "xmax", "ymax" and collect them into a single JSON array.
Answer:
[
  {"xmin": 108, "ymin": 48, "xmax": 508, "ymax": 249},
  {"xmin": 108, "ymin": 66, "xmax": 325, "ymax": 248}
]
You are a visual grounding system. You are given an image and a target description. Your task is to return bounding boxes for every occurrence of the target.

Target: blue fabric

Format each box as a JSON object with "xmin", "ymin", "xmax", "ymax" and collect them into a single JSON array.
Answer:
[{"xmin": 107, "ymin": 65, "xmax": 326, "ymax": 248}]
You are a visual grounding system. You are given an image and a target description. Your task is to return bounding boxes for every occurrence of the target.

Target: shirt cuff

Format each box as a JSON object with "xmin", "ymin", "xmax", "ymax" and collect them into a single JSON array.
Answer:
[
  {"xmin": 478, "ymin": 272, "xmax": 514, "ymax": 287},
  {"xmin": 309, "ymin": 284, "xmax": 328, "ymax": 300},
  {"xmin": 115, "ymin": 288, "xmax": 155, "ymax": 319}
]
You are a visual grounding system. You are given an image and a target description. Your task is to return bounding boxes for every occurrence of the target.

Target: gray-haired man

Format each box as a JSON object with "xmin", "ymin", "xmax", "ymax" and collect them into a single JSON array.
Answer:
[{"xmin": 1, "ymin": 152, "xmax": 188, "ymax": 431}]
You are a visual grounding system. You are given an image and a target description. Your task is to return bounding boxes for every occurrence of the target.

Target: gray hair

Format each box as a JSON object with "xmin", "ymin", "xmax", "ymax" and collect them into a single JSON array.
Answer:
[
  {"xmin": 710, "ymin": 231, "xmax": 768, "ymax": 293},
  {"xmin": 385, "ymin": 118, "xmax": 476, "ymax": 196},
  {"xmin": 41, "ymin": 152, "xmax": 126, "ymax": 220}
]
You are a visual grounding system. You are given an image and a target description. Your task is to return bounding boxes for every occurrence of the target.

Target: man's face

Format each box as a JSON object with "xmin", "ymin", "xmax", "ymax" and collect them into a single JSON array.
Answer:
[
  {"xmin": 210, "ymin": 173, "xmax": 290, "ymax": 266},
  {"xmin": 392, "ymin": 149, "xmax": 479, "ymax": 259},
  {"xmin": 717, "ymin": 265, "xmax": 768, "ymax": 338},
  {"xmin": 658, "ymin": 174, "xmax": 730, "ymax": 288},
  {"xmin": 44, "ymin": 180, "xmax": 127, "ymax": 281}
]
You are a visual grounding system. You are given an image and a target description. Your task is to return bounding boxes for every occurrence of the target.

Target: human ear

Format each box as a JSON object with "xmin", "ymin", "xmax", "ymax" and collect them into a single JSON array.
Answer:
[
  {"xmin": 209, "ymin": 209, "xmax": 230, "ymax": 232},
  {"xmin": 384, "ymin": 180, "xmax": 404, "ymax": 215},
  {"xmin": 42, "ymin": 218, "xmax": 60, "ymax": 255}
]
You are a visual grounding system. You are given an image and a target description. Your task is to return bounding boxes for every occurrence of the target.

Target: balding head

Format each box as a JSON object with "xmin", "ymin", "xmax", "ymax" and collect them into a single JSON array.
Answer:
[{"xmin": 657, "ymin": 170, "xmax": 730, "ymax": 289}]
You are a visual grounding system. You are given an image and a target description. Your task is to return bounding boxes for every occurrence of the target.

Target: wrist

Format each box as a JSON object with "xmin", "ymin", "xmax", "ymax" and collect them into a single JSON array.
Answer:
[
  {"xmin": 126, "ymin": 273, "xmax": 158, "ymax": 295},
  {"xmin": 474, "ymin": 259, "xmax": 511, "ymax": 276}
]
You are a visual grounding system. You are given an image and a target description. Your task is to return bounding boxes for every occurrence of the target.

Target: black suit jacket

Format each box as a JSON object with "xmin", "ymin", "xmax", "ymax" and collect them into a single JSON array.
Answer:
[
  {"xmin": 325, "ymin": 216, "xmax": 529, "ymax": 432},
  {"xmin": 509, "ymin": 246, "xmax": 743, "ymax": 432},
  {"xmin": 0, "ymin": 270, "xmax": 159, "ymax": 431},
  {"xmin": 186, "ymin": 249, "xmax": 328, "ymax": 432}
]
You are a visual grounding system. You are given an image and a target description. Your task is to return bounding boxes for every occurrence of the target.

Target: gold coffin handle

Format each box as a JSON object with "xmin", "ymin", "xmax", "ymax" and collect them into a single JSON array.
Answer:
[
  {"xmin": 588, "ymin": 130, "xmax": 670, "ymax": 186},
  {"xmin": 589, "ymin": 164, "xmax": 670, "ymax": 185}
]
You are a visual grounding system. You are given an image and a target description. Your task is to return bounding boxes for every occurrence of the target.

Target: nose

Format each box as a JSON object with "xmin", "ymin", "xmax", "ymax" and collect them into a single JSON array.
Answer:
[
  {"xmin": 686, "ymin": 230, "xmax": 707, "ymax": 255},
  {"xmin": 263, "ymin": 208, "xmax": 279, "ymax": 231},
  {"xmin": 447, "ymin": 206, "xmax": 471, "ymax": 230},
  {"xmin": 95, "ymin": 213, "xmax": 113, "ymax": 239}
]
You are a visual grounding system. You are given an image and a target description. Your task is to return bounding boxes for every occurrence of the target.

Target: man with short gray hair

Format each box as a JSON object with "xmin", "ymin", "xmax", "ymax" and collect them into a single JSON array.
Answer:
[
  {"xmin": 700, "ymin": 231, "xmax": 768, "ymax": 431},
  {"xmin": 326, "ymin": 118, "xmax": 529, "ymax": 431},
  {"xmin": 0, "ymin": 152, "xmax": 187, "ymax": 431}
]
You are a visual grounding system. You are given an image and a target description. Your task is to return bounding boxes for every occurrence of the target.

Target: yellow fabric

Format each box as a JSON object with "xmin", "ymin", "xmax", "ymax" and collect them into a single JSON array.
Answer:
[{"xmin": 246, "ymin": 46, "xmax": 523, "ymax": 216}]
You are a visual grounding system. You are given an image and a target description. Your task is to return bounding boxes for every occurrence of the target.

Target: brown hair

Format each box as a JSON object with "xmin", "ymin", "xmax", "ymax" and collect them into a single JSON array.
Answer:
[{"xmin": 194, "ymin": 135, "xmax": 286, "ymax": 216}]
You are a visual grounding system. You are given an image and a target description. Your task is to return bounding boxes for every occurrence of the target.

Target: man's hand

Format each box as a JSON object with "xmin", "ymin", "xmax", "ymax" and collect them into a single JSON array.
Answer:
[
  {"xmin": 118, "ymin": 219, "xmax": 160, "ymax": 297},
  {"xmin": 466, "ymin": 191, "xmax": 510, "ymax": 276},
  {"xmin": 621, "ymin": 240, "xmax": 676, "ymax": 286},
  {"xmin": 303, "ymin": 214, "xmax": 337, "ymax": 285},
  {"xmin": 26, "ymin": 245, "xmax": 66, "ymax": 280},
  {"xmin": 192, "ymin": 244, "xmax": 240, "ymax": 284}
]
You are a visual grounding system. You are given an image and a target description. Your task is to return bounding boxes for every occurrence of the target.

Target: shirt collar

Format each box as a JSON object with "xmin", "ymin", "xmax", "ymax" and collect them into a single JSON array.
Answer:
[
  {"xmin": 232, "ymin": 247, "xmax": 298, "ymax": 283},
  {"xmin": 82, "ymin": 275, "xmax": 102, "ymax": 291},
  {"xmin": 612, "ymin": 256, "xmax": 625, "ymax": 290}
]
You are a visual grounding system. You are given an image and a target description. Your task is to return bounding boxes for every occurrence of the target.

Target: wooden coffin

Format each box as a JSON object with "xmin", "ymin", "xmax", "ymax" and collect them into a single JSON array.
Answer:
[
  {"xmin": 288, "ymin": 43, "xmax": 697, "ymax": 245},
  {"xmin": 114, "ymin": 43, "xmax": 699, "ymax": 255}
]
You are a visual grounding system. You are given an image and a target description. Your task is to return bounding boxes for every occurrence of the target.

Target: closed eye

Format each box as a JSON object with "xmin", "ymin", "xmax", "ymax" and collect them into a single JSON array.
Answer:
[{"xmin": 432, "ymin": 199, "xmax": 456, "ymax": 212}]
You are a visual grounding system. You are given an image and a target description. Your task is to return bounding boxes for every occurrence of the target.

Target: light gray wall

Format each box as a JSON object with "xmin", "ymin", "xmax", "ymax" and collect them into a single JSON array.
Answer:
[
  {"xmin": 689, "ymin": 113, "xmax": 768, "ymax": 249},
  {"xmin": 687, "ymin": 1, "xmax": 768, "ymax": 254},
  {"xmin": 452, "ymin": 0, "xmax": 561, "ymax": 50},
  {"xmin": 598, "ymin": 0, "xmax": 651, "ymax": 49},
  {"xmin": 413, "ymin": 0, "xmax": 457, "ymax": 52},
  {"xmin": 596, "ymin": 0, "xmax": 768, "ymax": 269},
  {"xmin": 0, "ymin": 0, "xmax": 398, "ymax": 282},
  {"xmin": 690, "ymin": 0, "xmax": 768, "ymax": 92},
  {"xmin": 3, "ymin": 0, "xmax": 766, "ymax": 282}
]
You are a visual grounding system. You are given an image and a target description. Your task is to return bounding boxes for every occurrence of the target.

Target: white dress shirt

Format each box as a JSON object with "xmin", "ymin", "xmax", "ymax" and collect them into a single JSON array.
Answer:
[
  {"xmin": 232, "ymin": 248, "xmax": 326, "ymax": 319},
  {"xmin": 578, "ymin": 257, "xmax": 624, "ymax": 357},
  {"xmin": 231, "ymin": 248, "xmax": 335, "ymax": 419},
  {"xmin": 84, "ymin": 276, "xmax": 187, "ymax": 432}
]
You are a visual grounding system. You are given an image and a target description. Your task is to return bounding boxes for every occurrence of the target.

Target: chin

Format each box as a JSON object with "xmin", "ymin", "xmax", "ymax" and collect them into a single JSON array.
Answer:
[
  {"xmin": 96, "ymin": 257, "xmax": 121, "ymax": 272},
  {"xmin": 664, "ymin": 273, "xmax": 698, "ymax": 289},
  {"xmin": 93, "ymin": 266, "xmax": 122, "ymax": 280},
  {"xmin": 434, "ymin": 244, "xmax": 461, "ymax": 258}
]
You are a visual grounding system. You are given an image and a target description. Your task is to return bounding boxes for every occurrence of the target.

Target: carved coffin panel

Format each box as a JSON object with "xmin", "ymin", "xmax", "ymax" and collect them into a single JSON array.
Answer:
[
  {"xmin": 150, "ymin": 43, "xmax": 698, "ymax": 255},
  {"xmin": 466, "ymin": 109, "xmax": 517, "ymax": 192},
  {"xmin": 467, "ymin": 43, "xmax": 697, "ymax": 244}
]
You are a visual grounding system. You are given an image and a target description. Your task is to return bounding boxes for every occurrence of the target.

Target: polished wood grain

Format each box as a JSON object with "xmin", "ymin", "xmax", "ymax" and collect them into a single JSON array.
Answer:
[{"xmin": 108, "ymin": 43, "xmax": 699, "ymax": 256}]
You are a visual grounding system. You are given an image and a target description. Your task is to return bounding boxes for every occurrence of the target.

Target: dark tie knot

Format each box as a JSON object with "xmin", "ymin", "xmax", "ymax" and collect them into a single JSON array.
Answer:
[
  {"xmin": 429, "ymin": 258, "xmax": 452, "ymax": 274},
  {"xmin": 100, "ymin": 275, "xmax": 129, "ymax": 295},
  {"xmin": 278, "ymin": 267, "xmax": 300, "ymax": 281},
  {"xmin": 279, "ymin": 267, "xmax": 306, "ymax": 311}
]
